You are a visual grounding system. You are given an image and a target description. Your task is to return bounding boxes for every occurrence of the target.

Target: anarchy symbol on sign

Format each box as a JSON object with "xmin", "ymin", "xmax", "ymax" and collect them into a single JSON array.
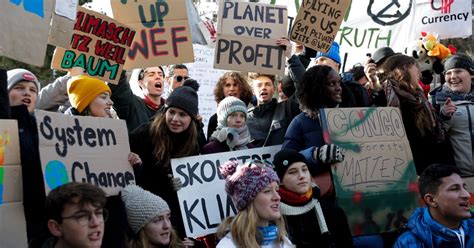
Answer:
[{"xmin": 367, "ymin": 0, "xmax": 413, "ymax": 26}]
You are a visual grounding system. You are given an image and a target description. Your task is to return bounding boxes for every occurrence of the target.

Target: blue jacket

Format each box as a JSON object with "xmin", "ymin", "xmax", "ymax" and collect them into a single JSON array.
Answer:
[
  {"xmin": 394, "ymin": 207, "xmax": 474, "ymax": 248},
  {"xmin": 282, "ymin": 112, "xmax": 327, "ymax": 174}
]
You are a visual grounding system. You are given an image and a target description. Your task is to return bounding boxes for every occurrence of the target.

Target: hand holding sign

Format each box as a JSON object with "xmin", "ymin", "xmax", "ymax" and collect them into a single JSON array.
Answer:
[
  {"xmin": 313, "ymin": 144, "xmax": 344, "ymax": 165},
  {"xmin": 276, "ymin": 37, "xmax": 292, "ymax": 58}
]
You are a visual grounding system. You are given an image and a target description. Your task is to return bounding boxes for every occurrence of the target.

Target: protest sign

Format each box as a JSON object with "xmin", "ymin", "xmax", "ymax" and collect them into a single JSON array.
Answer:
[
  {"xmin": 290, "ymin": 0, "xmax": 350, "ymax": 53},
  {"xmin": 51, "ymin": 7, "xmax": 135, "ymax": 84},
  {"xmin": 35, "ymin": 110, "xmax": 135, "ymax": 196},
  {"xmin": 0, "ymin": 120, "xmax": 27, "ymax": 247},
  {"xmin": 111, "ymin": 0, "xmax": 194, "ymax": 69},
  {"xmin": 171, "ymin": 145, "xmax": 282, "ymax": 237},
  {"xmin": 214, "ymin": 1, "xmax": 288, "ymax": 75},
  {"xmin": 184, "ymin": 44, "xmax": 228, "ymax": 136},
  {"xmin": 320, "ymin": 107, "xmax": 418, "ymax": 236},
  {"xmin": 0, "ymin": 0, "xmax": 53, "ymax": 66}
]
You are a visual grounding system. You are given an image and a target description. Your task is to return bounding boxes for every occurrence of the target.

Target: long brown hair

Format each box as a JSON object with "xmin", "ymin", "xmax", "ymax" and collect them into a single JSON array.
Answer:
[
  {"xmin": 216, "ymin": 203, "xmax": 287, "ymax": 247},
  {"xmin": 149, "ymin": 111, "xmax": 198, "ymax": 165},
  {"xmin": 382, "ymin": 54, "xmax": 434, "ymax": 136},
  {"xmin": 214, "ymin": 72, "xmax": 253, "ymax": 105}
]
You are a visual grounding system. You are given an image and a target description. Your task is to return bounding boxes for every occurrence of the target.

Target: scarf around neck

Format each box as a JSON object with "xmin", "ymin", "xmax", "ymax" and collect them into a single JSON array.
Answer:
[
  {"xmin": 210, "ymin": 125, "xmax": 251, "ymax": 150},
  {"xmin": 279, "ymin": 186, "xmax": 313, "ymax": 206},
  {"xmin": 143, "ymin": 95, "xmax": 162, "ymax": 111}
]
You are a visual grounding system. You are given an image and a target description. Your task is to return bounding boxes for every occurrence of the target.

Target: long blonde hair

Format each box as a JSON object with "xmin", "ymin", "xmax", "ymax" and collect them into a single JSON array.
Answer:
[
  {"xmin": 217, "ymin": 203, "xmax": 287, "ymax": 247},
  {"xmin": 128, "ymin": 228, "xmax": 182, "ymax": 248},
  {"xmin": 149, "ymin": 112, "xmax": 198, "ymax": 165}
]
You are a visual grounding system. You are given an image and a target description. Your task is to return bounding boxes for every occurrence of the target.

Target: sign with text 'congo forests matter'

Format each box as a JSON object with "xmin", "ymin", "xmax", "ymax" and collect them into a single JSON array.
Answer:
[
  {"xmin": 0, "ymin": 120, "xmax": 27, "ymax": 247},
  {"xmin": 290, "ymin": 0, "xmax": 350, "ymax": 53},
  {"xmin": 215, "ymin": 1, "xmax": 288, "ymax": 76},
  {"xmin": 52, "ymin": 6, "xmax": 136, "ymax": 84},
  {"xmin": 171, "ymin": 145, "xmax": 281, "ymax": 237},
  {"xmin": 319, "ymin": 107, "xmax": 418, "ymax": 236},
  {"xmin": 111, "ymin": 0, "xmax": 194, "ymax": 69},
  {"xmin": 35, "ymin": 110, "xmax": 135, "ymax": 196}
]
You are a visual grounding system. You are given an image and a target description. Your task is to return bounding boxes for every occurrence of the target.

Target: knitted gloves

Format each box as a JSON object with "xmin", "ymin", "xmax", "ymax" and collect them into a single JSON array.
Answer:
[{"xmin": 313, "ymin": 144, "xmax": 344, "ymax": 165}]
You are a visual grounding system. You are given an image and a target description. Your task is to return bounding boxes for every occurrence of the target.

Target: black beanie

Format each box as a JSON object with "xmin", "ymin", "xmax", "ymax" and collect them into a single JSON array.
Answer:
[
  {"xmin": 443, "ymin": 54, "xmax": 474, "ymax": 75},
  {"xmin": 273, "ymin": 149, "xmax": 308, "ymax": 180},
  {"xmin": 165, "ymin": 85, "xmax": 198, "ymax": 118}
]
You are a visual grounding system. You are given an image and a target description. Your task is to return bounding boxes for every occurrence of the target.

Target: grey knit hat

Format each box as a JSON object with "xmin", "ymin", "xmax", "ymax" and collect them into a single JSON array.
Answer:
[
  {"xmin": 121, "ymin": 185, "xmax": 170, "ymax": 234},
  {"xmin": 443, "ymin": 54, "xmax": 474, "ymax": 75},
  {"xmin": 217, "ymin": 96, "xmax": 248, "ymax": 127},
  {"xmin": 7, "ymin": 69, "xmax": 41, "ymax": 92}
]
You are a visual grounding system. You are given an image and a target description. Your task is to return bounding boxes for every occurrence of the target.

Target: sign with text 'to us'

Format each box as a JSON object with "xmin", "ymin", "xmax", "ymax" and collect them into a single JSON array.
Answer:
[
  {"xmin": 290, "ymin": 0, "xmax": 350, "ymax": 53},
  {"xmin": 35, "ymin": 110, "xmax": 136, "ymax": 196}
]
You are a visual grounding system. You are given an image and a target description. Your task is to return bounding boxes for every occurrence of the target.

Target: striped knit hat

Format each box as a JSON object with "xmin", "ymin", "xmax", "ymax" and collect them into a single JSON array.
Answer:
[
  {"xmin": 217, "ymin": 96, "xmax": 248, "ymax": 127},
  {"xmin": 220, "ymin": 160, "xmax": 279, "ymax": 211}
]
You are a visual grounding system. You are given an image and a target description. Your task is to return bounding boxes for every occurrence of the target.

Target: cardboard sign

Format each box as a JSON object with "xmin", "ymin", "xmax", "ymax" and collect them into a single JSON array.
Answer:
[
  {"xmin": 214, "ymin": 1, "xmax": 288, "ymax": 75},
  {"xmin": 111, "ymin": 0, "xmax": 194, "ymax": 69},
  {"xmin": 51, "ymin": 6, "xmax": 135, "ymax": 84},
  {"xmin": 320, "ymin": 107, "xmax": 418, "ymax": 236},
  {"xmin": 171, "ymin": 145, "xmax": 282, "ymax": 237},
  {"xmin": 35, "ymin": 110, "xmax": 135, "ymax": 196},
  {"xmin": 290, "ymin": 0, "xmax": 350, "ymax": 53},
  {"xmin": 0, "ymin": 120, "xmax": 27, "ymax": 247},
  {"xmin": 0, "ymin": 0, "xmax": 53, "ymax": 66}
]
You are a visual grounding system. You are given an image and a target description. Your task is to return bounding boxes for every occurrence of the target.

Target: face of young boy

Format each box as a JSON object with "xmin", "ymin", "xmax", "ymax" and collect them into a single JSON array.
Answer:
[
  {"xmin": 431, "ymin": 173, "xmax": 471, "ymax": 228},
  {"xmin": 282, "ymin": 162, "xmax": 312, "ymax": 195},
  {"xmin": 55, "ymin": 202, "xmax": 105, "ymax": 248}
]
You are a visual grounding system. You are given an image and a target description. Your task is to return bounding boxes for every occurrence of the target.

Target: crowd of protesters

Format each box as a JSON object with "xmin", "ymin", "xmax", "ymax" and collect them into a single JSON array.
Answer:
[{"xmin": 1, "ymin": 34, "xmax": 473, "ymax": 248}]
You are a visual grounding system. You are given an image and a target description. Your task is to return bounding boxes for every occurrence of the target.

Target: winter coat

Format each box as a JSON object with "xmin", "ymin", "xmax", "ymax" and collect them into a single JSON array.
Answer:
[
  {"xmin": 393, "ymin": 207, "xmax": 474, "ymax": 248},
  {"xmin": 282, "ymin": 112, "xmax": 327, "ymax": 174},
  {"xmin": 432, "ymin": 84, "xmax": 474, "ymax": 177},
  {"xmin": 0, "ymin": 69, "xmax": 48, "ymax": 242},
  {"xmin": 281, "ymin": 198, "xmax": 353, "ymax": 247},
  {"xmin": 129, "ymin": 121, "xmax": 199, "ymax": 238},
  {"xmin": 109, "ymin": 72, "xmax": 164, "ymax": 132},
  {"xmin": 36, "ymin": 75, "xmax": 71, "ymax": 112},
  {"xmin": 217, "ymin": 233, "xmax": 294, "ymax": 248}
]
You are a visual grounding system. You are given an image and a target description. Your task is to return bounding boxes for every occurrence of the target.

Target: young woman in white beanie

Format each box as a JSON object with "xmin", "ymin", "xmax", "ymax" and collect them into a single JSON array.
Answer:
[
  {"xmin": 216, "ymin": 160, "xmax": 294, "ymax": 248},
  {"xmin": 202, "ymin": 96, "xmax": 254, "ymax": 154},
  {"xmin": 121, "ymin": 185, "xmax": 202, "ymax": 248}
]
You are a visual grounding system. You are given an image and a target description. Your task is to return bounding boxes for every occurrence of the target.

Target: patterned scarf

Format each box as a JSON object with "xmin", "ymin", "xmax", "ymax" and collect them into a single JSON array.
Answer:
[
  {"xmin": 385, "ymin": 79, "xmax": 445, "ymax": 142},
  {"xmin": 258, "ymin": 225, "xmax": 279, "ymax": 246},
  {"xmin": 210, "ymin": 125, "xmax": 251, "ymax": 150},
  {"xmin": 278, "ymin": 186, "xmax": 313, "ymax": 205}
]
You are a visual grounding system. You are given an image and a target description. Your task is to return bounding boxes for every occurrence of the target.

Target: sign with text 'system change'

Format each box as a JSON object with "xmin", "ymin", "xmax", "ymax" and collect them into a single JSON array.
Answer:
[
  {"xmin": 171, "ymin": 145, "xmax": 281, "ymax": 237},
  {"xmin": 214, "ymin": 1, "xmax": 288, "ymax": 76},
  {"xmin": 111, "ymin": 0, "xmax": 194, "ymax": 69},
  {"xmin": 35, "ymin": 110, "xmax": 135, "ymax": 196},
  {"xmin": 52, "ymin": 6, "xmax": 135, "ymax": 84},
  {"xmin": 320, "ymin": 107, "xmax": 418, "ymax": 236}
]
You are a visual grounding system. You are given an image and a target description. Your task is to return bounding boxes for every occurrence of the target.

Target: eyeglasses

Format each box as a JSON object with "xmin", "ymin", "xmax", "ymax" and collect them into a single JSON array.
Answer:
[
  {"xmin": 174, "ymin": 75, "xmax": 189, "ymax": 82},
  {"xmin": 62, "ymin": 208, "xmax": 108, "ymax": 226}
]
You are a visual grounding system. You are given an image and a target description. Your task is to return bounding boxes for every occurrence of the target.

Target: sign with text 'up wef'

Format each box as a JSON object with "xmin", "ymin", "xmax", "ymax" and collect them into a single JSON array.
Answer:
[
  {"xmin": 320, "ymin": 107, "xmax": 418, "ymax": 236},
  {"xmin": 35, "ymin": 110, "xmax": 135, "ymax": 196},
  {"xmin": 214, "ymin": 1, "xmax": 288, "ymax": 76},
  {"xmin": 52, "ymin": 6, "xmax": 135, "ymax": 84},
  {"xmin": 111, "ymin": 0, "xmax": 194, "ymax": 69}
]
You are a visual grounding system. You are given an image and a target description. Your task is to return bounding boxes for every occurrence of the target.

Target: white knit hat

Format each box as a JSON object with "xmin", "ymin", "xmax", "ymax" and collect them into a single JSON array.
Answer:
[
  {"xmin": 217, "ymin": 96, "xmax": 248, "ymax": 127},
  {"xmin": 121, "ymin": 185, "xmax": 170, "ymax": 234},
  {"xmin": 7, "ymin": 69, "xmax": 41, "ymax": 92}
]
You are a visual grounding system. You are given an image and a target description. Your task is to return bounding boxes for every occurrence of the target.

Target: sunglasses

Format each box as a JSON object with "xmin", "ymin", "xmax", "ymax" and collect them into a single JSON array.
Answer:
[{"xmin": 174, "ymin": 75, "xmax": 189, "ymax": 82}]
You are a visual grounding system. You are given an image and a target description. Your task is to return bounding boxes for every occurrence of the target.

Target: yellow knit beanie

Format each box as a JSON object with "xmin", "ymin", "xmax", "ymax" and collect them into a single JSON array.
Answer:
[{"xmin": 67, "ymin": 75, "xmax": 111, "ymax": 113}]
